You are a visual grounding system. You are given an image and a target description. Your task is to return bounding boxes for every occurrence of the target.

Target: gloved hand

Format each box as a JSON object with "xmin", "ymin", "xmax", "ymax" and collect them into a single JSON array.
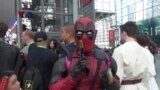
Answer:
[
  {"xmin": 100, "ymin": 68, "xmax": 114, "ymax": 85},
  {"xmin": 70, "ymin": 59, "xmax": 89, "ymax": 79},
  {"xmin": 100, "ymin": 69, "xmax": 119, "ymax": 90}
]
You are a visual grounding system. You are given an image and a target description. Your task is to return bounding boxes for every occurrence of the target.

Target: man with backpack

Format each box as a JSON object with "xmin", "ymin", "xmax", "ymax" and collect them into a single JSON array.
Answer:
[
  {"xmin": 15, "ymin": 29, "xmax": 36, "ymax": 87},
  {"xmin": 49, "ymin": 17, "xmax": 119, "ymax": 90},
  {"xmin": 24, "ymin": 32, "xmax": 58, "ymax": 90}
]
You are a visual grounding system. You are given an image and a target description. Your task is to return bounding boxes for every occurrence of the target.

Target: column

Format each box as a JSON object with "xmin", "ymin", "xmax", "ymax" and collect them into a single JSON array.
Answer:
[{"xmin": 73, "ymin": 0, "xmax": 79, "ymax": 23}]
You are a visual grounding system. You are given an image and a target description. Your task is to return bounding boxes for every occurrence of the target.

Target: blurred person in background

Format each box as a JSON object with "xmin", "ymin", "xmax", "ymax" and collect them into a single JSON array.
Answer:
[
  {"xmin": 48, "ymin": 38, "xmax": 59, "ymax": 57},
  {"xmin": 21, "ymin": 29, "xmax": 35, "ymax": 55},
  {"xmin": 0, "ymin": 22, "xmax": 19, "ymax": 71},
  {"xmin": 136, "ymin": 35, "xmax": 159, "ymax": 90},
  {"xmin": 60, "ymin": 24, "xmax": 76, "ymax": 56}
]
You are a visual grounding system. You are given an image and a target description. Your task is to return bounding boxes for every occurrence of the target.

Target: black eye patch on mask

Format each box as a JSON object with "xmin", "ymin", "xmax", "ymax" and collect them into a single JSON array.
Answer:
[
  {"xmin": 76, "ymin": 30, "xmax": 83, "ymax": 40},
  {"xmin": 75, "ymin": 30, "xmax": 94, "ymax": 40},
  {"xmin": 86, "ymin": 30, "xmax": 94, "ymax": 40}
]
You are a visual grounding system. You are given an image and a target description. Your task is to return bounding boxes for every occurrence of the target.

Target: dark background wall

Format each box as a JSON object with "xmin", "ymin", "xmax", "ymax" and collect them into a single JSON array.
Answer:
[{"xmin": 0, "ymin": 0, "xmax": 16, "ymax": 25}]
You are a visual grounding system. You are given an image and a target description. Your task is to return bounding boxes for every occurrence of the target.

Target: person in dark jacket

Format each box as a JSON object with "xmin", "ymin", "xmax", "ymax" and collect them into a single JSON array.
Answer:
[
  {"xmin": 27, "ymin": 32, "xmax": 58, "ymax": 90},
  {"xmin": 0, "ymin": 22, "xmax": 19, "ymax": 71}
]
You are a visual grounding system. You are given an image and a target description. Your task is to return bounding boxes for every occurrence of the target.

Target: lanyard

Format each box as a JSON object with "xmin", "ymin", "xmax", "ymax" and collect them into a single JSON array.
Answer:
[{"xmin": 37, "ymin": 45, "xmax": 47, "ymax": 48}]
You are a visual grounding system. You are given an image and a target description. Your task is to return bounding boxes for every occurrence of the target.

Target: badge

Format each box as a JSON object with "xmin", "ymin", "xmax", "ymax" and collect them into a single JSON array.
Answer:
[{"xmin": 25, "ymin": 80, "xmax": 33, "ymax": 90}]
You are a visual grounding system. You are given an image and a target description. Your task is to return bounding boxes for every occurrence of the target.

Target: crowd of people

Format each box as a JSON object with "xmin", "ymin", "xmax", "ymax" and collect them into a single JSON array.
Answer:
[{"xmin": 0, "ymin": 17, "xmax": 159, "ymax": 90}]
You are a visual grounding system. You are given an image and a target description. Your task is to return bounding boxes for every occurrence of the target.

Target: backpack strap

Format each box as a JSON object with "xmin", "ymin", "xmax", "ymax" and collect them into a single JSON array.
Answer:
[
  {"xmin": 94, "ymin": 49, "xmax": 108, "ymax": 61},
  {"xmin": 65, "ymin": 51, "xmax": 78, "ymax": 71},
  {"xmin": 94, "ymin": 49, "xmax": 111, "ymax": 67},
  {"xmin": 14, "ymin": 52, "xmax": 26, "ymax": 77},
  {"xmin": 65, "ymin": 56, "xmax": 71, "ymax": 71}
]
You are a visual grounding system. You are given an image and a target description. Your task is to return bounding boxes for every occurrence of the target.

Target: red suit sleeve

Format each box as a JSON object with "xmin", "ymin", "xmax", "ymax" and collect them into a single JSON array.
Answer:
[
  {"xmin": 61, "ymin": 75, "xmax": 77, "ymax": 90},
  {"xmin": 49, "ymin": 76, "xmax": 77, "ymax": 90},
  {"xmin": 49, "ymin": 78, "xmax": 64, "ymax": 90}
]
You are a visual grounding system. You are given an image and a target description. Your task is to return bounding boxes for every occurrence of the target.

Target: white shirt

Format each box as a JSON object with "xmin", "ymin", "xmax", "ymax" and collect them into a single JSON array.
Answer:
[
  {"xmin": 112, "ymin": 41, "xmax": 149, "ymax": 90},
  {"xmin": 21, "ymin": 41, "xmax": 34, "ymax": 55}
]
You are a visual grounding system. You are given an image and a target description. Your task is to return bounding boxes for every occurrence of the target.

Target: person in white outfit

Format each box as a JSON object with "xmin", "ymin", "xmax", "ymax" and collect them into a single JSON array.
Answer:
[
  {"xmin": 112, "ymin": 21, "xmax": 150, "ymax": 90},
  {"xmin": 136, "ymin": 35, "xmax": 159, "ymax": 90}
]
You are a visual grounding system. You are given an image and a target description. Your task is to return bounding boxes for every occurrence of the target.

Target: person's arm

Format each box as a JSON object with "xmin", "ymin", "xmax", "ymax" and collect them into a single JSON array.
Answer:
[
  {"xmin": 147, "ymin": 50, "xmax": 156, "ymax": 77},
  {"xmin": 50, "ymin": 56, "xmax": 89, "ymax": 90},
  {"xmin": 50, "ymin": 57, "xmax": 66, "ymax": 84},
  {"xmin": 49, "ymin": 57, "xmax": 69, "ymax": 90},
  {"xmin": 49, "ymin": 75, "xmax": 77, "ymax": 90},
  {"xmin": 141, "ymin": 49, "xmax": 150, "ymax": 89},
  {"xmin": 61, "ymin": 58, "xmax": 89, "ymax": 90},
  {"xmin": 60, "ymin": 75, "xmax": 77, "ymax": 90},
  {"xmin": 112, "ymin": 49, "xmax": 124, "ymax": 83}
]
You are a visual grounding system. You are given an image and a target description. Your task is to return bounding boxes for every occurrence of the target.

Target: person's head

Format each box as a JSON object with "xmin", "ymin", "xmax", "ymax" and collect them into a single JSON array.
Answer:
[
  {"xmin": 22, "ymin": 30, "xmax": 34, "ymax": 45},
  {"xmin": 61, "ymin": 24, "xmax": 74, "ymax": 44},
  {"xmin": 34, "ymin": 32, "xmax": 48, "ymax": 46},
  {"xmin": 136, "ymin": 35, "xmax": 158, "ymax": 55},
  {"xmin": 74, "ymin": 17, "xmax": 97, "ymax": 53},
  {"xmin": 48, "ymin": 39, "xmax": 57, "ymax": 49},
  {"xmin": 136, "ymin": 35, "xmax": 150, "ymax": 47},
  {"xmin": 0, "ymin": 70, "xmax": 20, "ymax": 90},
  {"xmin": 0, "ymin": 22, "xmax": 8, "ymax": 38},
  {"xmin": 120, "ymin": 21, "xmax": 138, "ymax": 42}
]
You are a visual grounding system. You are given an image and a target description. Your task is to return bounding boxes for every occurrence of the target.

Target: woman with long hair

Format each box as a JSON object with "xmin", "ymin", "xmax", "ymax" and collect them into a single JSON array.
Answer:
[
  {"xmin": 48, "ymin": 39, "xmax": 58, "ymax": 53},
  {"xmin": 136, "ymin": 35, "xmax": 158, "ymax": 55}
]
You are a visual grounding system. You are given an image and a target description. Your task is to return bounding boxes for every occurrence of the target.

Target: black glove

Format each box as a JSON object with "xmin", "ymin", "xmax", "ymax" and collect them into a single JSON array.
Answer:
[{"xmin": 70, "ymin": 59, "xmax": 89, "ymax": 79}]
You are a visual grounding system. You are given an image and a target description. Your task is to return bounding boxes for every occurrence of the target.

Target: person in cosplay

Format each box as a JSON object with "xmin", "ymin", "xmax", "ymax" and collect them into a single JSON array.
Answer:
[
  {"xmin": 0, "ymin": 70, "xmax": 20, "ymax": 90},
  {"xmin": 49, "ymin": 17, "xmax": 118, "ymax": 90},
  {"xmin": 112, "ymin": 21, "xmax": 150, "ymax": 90}
]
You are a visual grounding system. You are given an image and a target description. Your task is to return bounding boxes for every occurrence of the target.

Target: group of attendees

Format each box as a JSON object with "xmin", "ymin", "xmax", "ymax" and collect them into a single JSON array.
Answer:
[
  {"xmin": 0, "ymin": 20, "xmax": 77, "ymax": 90},
  {"xmin": 0, "ymin": 17, "xmax": 159, "ymax": 90}
]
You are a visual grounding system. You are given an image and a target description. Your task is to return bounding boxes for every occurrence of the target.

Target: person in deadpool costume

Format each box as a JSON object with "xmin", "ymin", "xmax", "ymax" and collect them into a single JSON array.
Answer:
[{"xmin": 49, "ymin": 17, "xmax": 118, "ymax": 90}]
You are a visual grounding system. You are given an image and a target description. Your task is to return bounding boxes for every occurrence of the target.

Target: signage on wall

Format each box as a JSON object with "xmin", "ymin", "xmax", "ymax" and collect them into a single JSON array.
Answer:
[
  {"xmin": 82, "ymin": 0, "xmax": 94, "ymax": 19},
  {"xmin": 82, "ymin": 0, "xmax": 91, "ymax": 6},
  {"xmin": 109, "ymin": 28, "xmax": 115, "ymax": 43}
]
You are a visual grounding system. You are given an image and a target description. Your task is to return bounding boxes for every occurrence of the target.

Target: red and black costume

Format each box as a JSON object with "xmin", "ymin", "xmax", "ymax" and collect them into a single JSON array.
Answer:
[{"xmin": 49, "ymin": 17, "xmax": 117, "ymax": 90}]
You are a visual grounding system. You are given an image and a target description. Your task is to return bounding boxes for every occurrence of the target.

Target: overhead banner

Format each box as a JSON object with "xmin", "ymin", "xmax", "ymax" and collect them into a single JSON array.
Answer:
[{"xmin": 138, "ymin": 16, "xmax": 160, "ymax": 45}]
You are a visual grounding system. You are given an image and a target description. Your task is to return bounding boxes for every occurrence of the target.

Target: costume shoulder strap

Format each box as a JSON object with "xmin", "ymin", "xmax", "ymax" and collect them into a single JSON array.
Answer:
[{"xmin": 94, "ymin": 49, "xmax": 108, "ymax": 61}]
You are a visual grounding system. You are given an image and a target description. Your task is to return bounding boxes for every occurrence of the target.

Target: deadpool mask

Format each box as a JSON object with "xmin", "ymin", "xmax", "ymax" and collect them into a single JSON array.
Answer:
[{"xmin": 74, "ymin": 17, "xmax": 97, "ymax": 53}]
